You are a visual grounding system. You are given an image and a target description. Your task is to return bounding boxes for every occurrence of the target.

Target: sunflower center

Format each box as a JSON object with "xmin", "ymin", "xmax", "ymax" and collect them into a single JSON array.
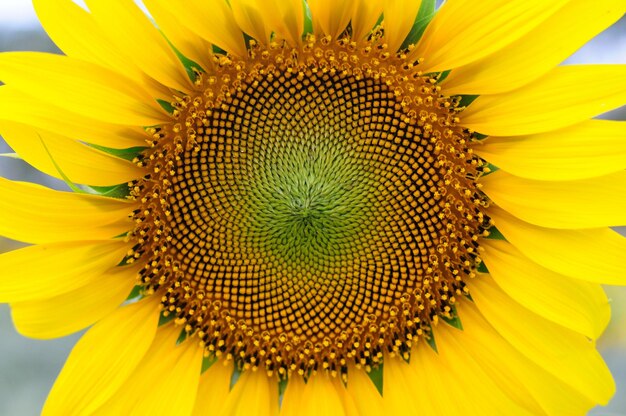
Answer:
[{"xmin": 131, "ymin": 35, "xmax": 489, "ymax": 379}]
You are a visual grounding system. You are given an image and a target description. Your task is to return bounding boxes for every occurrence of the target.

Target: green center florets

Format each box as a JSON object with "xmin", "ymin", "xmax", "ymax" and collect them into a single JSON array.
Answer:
[{"xmin": 252, "ymin": 144, "xmax": 370, "ymax": 269}]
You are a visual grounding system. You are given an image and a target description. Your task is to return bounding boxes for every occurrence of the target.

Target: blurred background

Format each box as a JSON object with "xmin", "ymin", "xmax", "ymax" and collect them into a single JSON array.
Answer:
[{"xmin": 0, "ymin": 1, "xmax": 624, "ymax": 414}]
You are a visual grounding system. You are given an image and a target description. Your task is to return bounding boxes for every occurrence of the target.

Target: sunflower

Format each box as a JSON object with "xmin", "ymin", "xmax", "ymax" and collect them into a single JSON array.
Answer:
[{"xmin": 1, "ymin": 0, "xmax": 625, "ymax": 414}]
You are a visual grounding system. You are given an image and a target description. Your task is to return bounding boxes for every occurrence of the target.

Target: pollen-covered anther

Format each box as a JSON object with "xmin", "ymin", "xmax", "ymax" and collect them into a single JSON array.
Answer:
[{"xmin": 129, "ymin": 35, "xmax": 489, "ymax": 379}]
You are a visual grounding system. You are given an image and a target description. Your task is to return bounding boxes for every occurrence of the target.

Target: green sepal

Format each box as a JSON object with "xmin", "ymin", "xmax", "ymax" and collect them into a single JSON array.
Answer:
[
  {"xmin": 485, "ymin": 226, "xmax": 506, "ymax": 240},
  {"xmin": 441, "ymin": 305, "xmax": 463, "ymax": 330},
  {"xmin": 201, "ymin": 355, "xmax": 218, "ymax": 373},
  {"xmin": 474, "ymin": 133, "xmax": 488, "ymax": 141},
  {"xmin": 243, "ymin": 33, "xmax": 256, "ymax": 50},
  {"xmin": 38, "ymin": 134, "xmax": 84, "ymax": 194},
  {"xmin": 176, "ymin": 50, "xmax": 203, "ymax": 81},
  {"xmin": 457, "ymin": 94, "xmax": 478, "ymax": 108},
  {"xmin": 88, "ymin": 183, "xmax": 130, "ymax": 199},
  {"xmin": 87, "ymin": 143, "xmax": 146, "ymax": 162},
  {"xmin": 158, "ymin": 311, "xmax": 176, "ymax": 327},
  {"xmin": 164, "ymin": 32, "xmax": 203, "ymax": 80},
  {"xmin": 426, "ymin": 331, "xmax": 438, "ymax": 353},
  {"xmin": 481, "ymin": 162, "xmax": 499, "ymax": 176},
  {"xmin": 400, "ymin": 0, "xmax": 436, "ymax": 50},
  {"xmin": 176, "ymin": 327, "xmax": 189, "ymax": 345},
  {"xmin": 476, "ymin": 262, "xmax": 489, "ymax": 274},
  {"xmin": 278, "ymin": 377, "xmax": 289, "ymax": 398},
  {"xmin": 125, "ymin": 285, "xmax": 144, "ymax": 301},
  {"xmin": 367, "ymin": 364, "xmax": 384, "ymax": 396},
  {"xmin": 157, "ymin": 99, "xmax": 176, "ymax": 114},
  {"xmin": 212, "ymin": 44, "xmax": 228, "ymax": 55},
  {"xmin": 374, "ymin": 14, "xmax": 384, "ymax": 29},
  {"xmin": 230, "ymin": 367, "xmax": 242, "ymax": 390},
  {"xmin": 437, "ymin": 69, "xmax": 451, "ymax": 83},
  {"xmin": 302, "ymin": 0, "xmax": 313, "ymax": 37}
]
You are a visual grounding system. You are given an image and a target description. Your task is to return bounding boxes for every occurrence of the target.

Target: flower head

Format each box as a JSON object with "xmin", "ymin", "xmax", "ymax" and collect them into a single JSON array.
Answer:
[{"xmin": 0, "ymin": 0, "xmax": 625, "ymax": 414}]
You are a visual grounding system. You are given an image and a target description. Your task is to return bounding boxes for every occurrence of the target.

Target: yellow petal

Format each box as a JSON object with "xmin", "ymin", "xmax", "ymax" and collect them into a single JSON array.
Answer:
[
  {"xmin": 456, "ymin": 301, "xmax": 598, "ymax": 415},
  {"xmin": 351, "ymin": 0, "xmax": 383, "ymax": 41},
  {"xmin": 383, "ymin": 0, "xmax": 421, "ymax": 52},
  {"xmin": 343, "ymin": 367, "xmax": 383, "ymax": 416},
  {"xmin": 462, "ymin": 65, "xmax": 626, "ymax": 136},
  {"xmin": 251, "ymin": 0, "xmax": 305, "ymax": 47},
  {"xmin": 92, "ymin": 324, "xmax": 202, "ymax": 414},
  {"xmin": 42, "ymin": 298, "xmax": 160, "ymax": 416},
  {"xmin": 482, "ymin": 170, "xmax": 626, "ymax": 229},
  {"xmin": 333, "ymin": 379, "xmax": 360, "ymax": 416},
  {"xmin": 383, "ymin": 357, "xmax": 424, "ymax": 414},
  {"xmin": 32, "ymin": 0, "xmax": 171, "ymax": 100},
  {"xmin": 192, "ymin": 361, "xmax": 233, "ymax": 416},
  {"xmin": 218, "ymin": 370, "xmax": 278, "ymax": 416},
  {"xmin": 162, "ymin": 0, "xmax": 247, "ymax": 57},
  {"xmin": 0, "ymin": 121, "xmax": 144, "ymax": 186},
  {"xmin": 441, "ymin": 0, "xmax": 626, "ymax": 95},
  {"xmin": 475, "ymin": 120, "xmax": 626, "ymax": 181},
  {"xmin": 280, "ymin": 376, "xmax": 307, "ymax": 416},
  {"xmin": 300, "ymin": 374, "xmax": 346, "ymax": 416},
  {"xmin": 489, "ymin": 206, "xmax": 626, "ymax": 285},
  {"xmin": 469, "ymin": 275, "xmax": 615, "ymax": 405},
  {"xmin": 308, "ymin": 0, "xmax": 356, "ymax": 39},
  {"xmin": 481, "ymin": 239, "xmax": 610, "ymax": 339},
  {"xmin": 0, "ymin": 52, "xmax": 167, "ymax": 126},
  {"xmin": 412, "ymin": 0, "xmax": 569, "ymax": 72},
  {"xmin": 403, "ymin": 347, "xmax": 468, "ymax": 415},
  {"xmin": 143, "ymin": 0, "xmax": 214, "ymax": 70},
  {"xmin": 11, "ymin": 265, "xmax": 137, "ymax": 339},
  {"xmin": 122, "ymin": 327, "xmax": 203, "ymax": 415},
  {"xmin": 0, "ymin": 177, "xmax": 133, "ymax": 244},
  {"xmin": 0, "ymin": 87, "xmax": 147, "ymax": 149},
  {"xmin": 231, "ymin": 0, "xmax": 272, "ymax": 45},
  {"xmin": 0, "ymin": 240, "xmax": 129, "ymax": 303},
  {"xmin": 410, "ymin": 323, "xmax": 541, "ymax": 414},
  {"xmin": 84, "ymin": 0, "xmax": 191, "ymax": 93}
]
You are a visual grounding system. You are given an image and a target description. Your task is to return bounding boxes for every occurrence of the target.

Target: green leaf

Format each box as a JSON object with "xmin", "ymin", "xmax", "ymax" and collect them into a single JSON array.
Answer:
[
  {"xmin": 476, "ymin": 262, "xmax": 489, "ymax": 273},
  {"xmin": 87, "ymin": 143, "xmax": 146, "ymax": 162},
  {"xmin": 400, "ymin": 0, "xmax": 436, "ymax": 49},
  {"xmin": 367, "ymin": 364, "xmax": 384, "ymax": 396},
  {"xmin": 441, "ymin": 305, "xmax": 463, "ymax": 330}
]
